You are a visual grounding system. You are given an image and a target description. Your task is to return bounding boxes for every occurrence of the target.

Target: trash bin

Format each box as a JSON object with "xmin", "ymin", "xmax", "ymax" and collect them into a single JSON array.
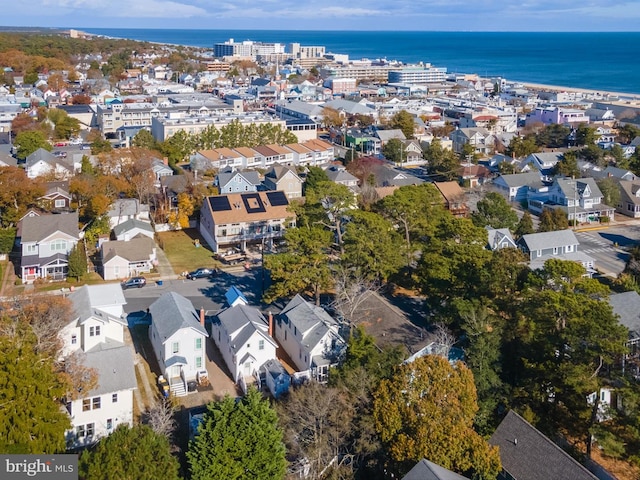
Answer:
[
  {"xmin": 187, "ymin": 381, "xmax": 197, "ymax": 392},
  {"xmin": 157, "ymin": 280, "xmax": 163, "ymax": 286}
]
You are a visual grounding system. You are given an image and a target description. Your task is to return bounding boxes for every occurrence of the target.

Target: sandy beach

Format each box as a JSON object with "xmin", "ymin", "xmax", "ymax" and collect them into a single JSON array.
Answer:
[{"xmin": 517, "ymin": 81, "xmax": 640, "ymax": 101}]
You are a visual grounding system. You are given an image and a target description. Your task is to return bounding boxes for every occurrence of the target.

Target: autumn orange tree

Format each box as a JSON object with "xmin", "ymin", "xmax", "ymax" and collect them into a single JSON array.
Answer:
[{"xmin": 373, "ymin": 355, "xmax": 501, "ymax": 479}]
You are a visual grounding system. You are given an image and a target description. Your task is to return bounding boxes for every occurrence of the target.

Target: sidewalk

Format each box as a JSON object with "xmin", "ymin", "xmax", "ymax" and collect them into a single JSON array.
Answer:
[{"xmin": 154, "ymin": 244, "xmax": 175, "ymax": 279}]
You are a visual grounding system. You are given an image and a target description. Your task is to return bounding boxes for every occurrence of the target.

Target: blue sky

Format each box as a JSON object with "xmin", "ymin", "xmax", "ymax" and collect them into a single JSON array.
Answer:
[{"xmin": 2, "ymin": 0, "xmax": 640, "ymax": 31}]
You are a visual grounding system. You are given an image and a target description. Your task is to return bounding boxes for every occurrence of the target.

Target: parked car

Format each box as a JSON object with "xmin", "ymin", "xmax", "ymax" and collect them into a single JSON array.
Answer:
[
  {"xmin": 53, "ymin": 151, "xmax": 67, "ymax": 158},
  {"xmin": 186, "ymin": 268, "xmax": 217, "ymax": 280},
  {"xmin": 121, "ymin": 276, "xmax": 147, "ymax": 289},
  {"xmin": 81, "ymin": 144, "xmax": 91, "ymax": 150},
  {"xmin": 54, "ymin": 141, "xmax": 67, "ymax": 147}
]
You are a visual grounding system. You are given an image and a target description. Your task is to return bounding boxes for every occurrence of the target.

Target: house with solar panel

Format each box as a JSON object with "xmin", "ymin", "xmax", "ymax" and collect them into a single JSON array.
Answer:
[{"xmin": 199, "ymin": 191, "xmax": 295, "ymax": 253}]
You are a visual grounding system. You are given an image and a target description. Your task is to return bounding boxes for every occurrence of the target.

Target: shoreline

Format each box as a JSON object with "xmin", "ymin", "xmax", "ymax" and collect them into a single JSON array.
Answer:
[{"xmin": 515, "ymin": 81, "xmax": 640, "ymax": 101}]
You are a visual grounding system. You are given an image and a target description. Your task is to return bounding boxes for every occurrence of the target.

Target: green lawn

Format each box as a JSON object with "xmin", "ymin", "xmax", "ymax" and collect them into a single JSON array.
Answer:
[{"xmin": 157, "ymin": 229, "xmax": 219, "ymax": 274}]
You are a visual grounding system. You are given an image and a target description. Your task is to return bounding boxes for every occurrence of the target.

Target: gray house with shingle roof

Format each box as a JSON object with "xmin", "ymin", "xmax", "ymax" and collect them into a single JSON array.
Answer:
[
  {"xmin": 148, "ymin": 292, "xmax": 209, "ymax": 397},
  {"xmin": 609, "ymin": 291, "xmax": 640, "ymax": 355},
  {"xmin": 100, "ymin": 236, "xmax": 157, "ymax": 280},
  {"xmin": 490, "ymin": 410, "xmax": 598, "ymax": 480},
  {"xmin": 215, "ymin": 169, "xmax": 261, "ymax": 194},
  {"xmin": 517, "ymin": 229, "xmax": 595, "ymax": 274},
  {"xmin": 493, "ymin": 171, "xmax": 545, "ymax": 202},
  {"xmin": 20, "ymin": 212, "xmax": 79, "ymax": 283}
]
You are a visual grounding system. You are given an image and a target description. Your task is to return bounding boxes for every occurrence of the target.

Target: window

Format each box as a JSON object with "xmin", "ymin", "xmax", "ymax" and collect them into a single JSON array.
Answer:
[
  {"xmin": 259, "ymin": 339, "xmax": 265, "ymax": 350},
  {"xmin": 195, "ymin": 338, "xmax": 202, "ymax": 350},
  {"xmin": 195, "ymin": 356, "xmax": 203, "ymax": 369},
  {"xmin": 92, "ymin": 397, "xmax": 101, "ymax": 410},
  {"xmin": 89, "ymin": 325, "xmax": 100, "ymax": 337},
  {"xmin": 54, "ymin": 199, "xmax": 66, "ymax": 208},
  {"xmin": 247, "ymin": 343, "xmax": 251, "ymax": 349},
  {"xmin": 86, "ymin": 423, "xmax": 94, "ymax": 437},
  {"xmin": 50, "ymin": 239, "xmax": 67, "ymax": 252},
  {"xmin": 82, "ymin": 399, "xmax": 91, "ymax": 412},
  {"xmin": 172, "ymin": 342, "xmax": 179, "ymax": 354},
  {"xmin": 284, "ymin": 330, "xmax": 287, "ymax": 341},
  {"xmin": 553, "ymin": 247, "xmax": 558, "ymax": 255},
  {"xmin": 112, "ymin": 393, "xmax": 118, "ymax": 403},
  {"xmin": 106, "ymin": 419, "xmax": 113, "ymax": 430},
  {"xmin": 25, "ymin": 244, "xmax": 37, "ymax": 254},
  {"xmin": 71, "ymin": 334, "xmax": 77, "ymax": 345},
  {"xmin": 76, "ymin": 425, "xmax": 86, "ymax": 438}
]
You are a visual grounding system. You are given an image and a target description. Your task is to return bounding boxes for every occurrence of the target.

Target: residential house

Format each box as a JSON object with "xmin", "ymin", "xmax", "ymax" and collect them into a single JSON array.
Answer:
[
  {"xmin": 449, "ymin": 127, "xmax": 495, "ymax": 155},
  {"xmin": 368, "ymin": 163, "xmax": 425, "ymax": 188},
  {"xmin": 375, "ymin": 129, "xmax": 406, "ymax": 148},
  {"xmin": 160, "ymin": 175, "xmax": 188, "ymax": 210},
  {"xmin": 199, "ymin": 191, "xmax": 295, "ymax": 253},
  {"xmin": 616, "ymin": 179, "xmax": 640, "ymax": 218},
  {"xmin": 263, "ymin": 164, "xmax": 303, "ymax": 199},
  {"xmin": 112, "ymin": 218, "xmax": 155, "ymax": 242},
  {"xmin": 608, "ymin": 291, "xmax": 640, "ymax": 374},
  {"xmin": 400, "ymin": 139, "xmax": 425, "ymax": 165},
  {"xmin": 151, "ymin": 158, "xmax": 173, "ymax": 185},
  {"xmin": 591, "ymin": 166, "xmax": 637, "ymax": 182},
  {"xmin": 434, "ymin": 181, "xmax": 469, "ymax": 217},
  {"xmin": 62, "ymin": 284, "xmax": 136, "ymax": 449},
  {"xmin": 525, "ymin": 106, "xmax": 590, "ymax": 128},
  {"xmin": 261, "ymin": 358, "xmax": 291, "ymax": 399},
  {"xmin": 458, "ymin": 163, "xmax": 491, "ymax": 188},
  {"xmin": 535, "ymin": 177, "xmax": 615, "ymax": 223},
  {"xmin": 38, "ymin": 181, "xmax": 72, "ymax": 212},
  {"xmin": 274, "ymin": 294, "xmax": 347, "ymax": 383},
  {"xmin": 0, "ymin": 151, "xmax": 18, "ymax": 167},
  {"xmin": 107, "ymin": 198, "xmax": 151, "ymax": 229},
  {"xmin": 215, "ymin": 169, "xmax": 261, "ymax": 194},
  {"xmin": 493, "ymin": 172, "xmax": 544, "ymax": 202},
  {"xmin": 325, "ymin": 165, "xmax": 360, "ymax": 190},
  {"xmin": 253, "ymin": 144, "xmax": 295, "ymax": 168},
  {"xmin": 517, "ymin": 229, "xmax": 595, "ymax": 274},
  {"xmin": 489, "ymin": 410, "xmax": 598, "ymax": 480},
  {"xmin": 522, "ymin": 152, "xmax": 564, "ymax": 177},
  {"xmin": 148, "ymin": 292, "xmax": 209, "ymax": 397},
  {"xmin": 20, "ymin": 212, "xmax": 79, "ymax": 283},
  {"xmin": 25, "ymin": 148, "xmax": 75, "ymax": 179},
  {"xmin": 487, "ymin": 228, "xmax": 517, "ymax": 250},
  {"xmin": 101, "ymin": 236, "xmax": 157, "ymax": 280},
  {"xmin": 402, "ymin": 459, "xmax": 469, "ymax": 480},
  {"xmin": 211, "ymin": 287, "xmax": 278, "ymax": 391},
  {"xmin": 300, "ymin": 139, "xmax": 335, "ymax": 165},
  {"xmin": 191, "ymin": 147, "xmax": 245, "ymax": 171}
]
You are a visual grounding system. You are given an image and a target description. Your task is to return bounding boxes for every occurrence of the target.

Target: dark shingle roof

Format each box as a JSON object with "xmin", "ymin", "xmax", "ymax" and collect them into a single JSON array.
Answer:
[
  {"xmin": 149, "ymin": 292, "xmax": 208, "ymax": 342},
  {"xmin": 21, "ymin": 212, "xmax": 79, "ymax": 243},
  {"xmin": 402, "ymin": 459, "xmax": 469, "ymax": 480},
  {"xmin": 489, "ymin": 410, "xmax": 597, "ymax": 480}
]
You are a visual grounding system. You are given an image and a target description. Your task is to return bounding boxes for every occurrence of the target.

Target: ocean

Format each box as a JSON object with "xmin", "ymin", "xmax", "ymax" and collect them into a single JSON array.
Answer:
[{"xmin": 81, "ymin": 29, "xmax": 640, "ymax": 96}]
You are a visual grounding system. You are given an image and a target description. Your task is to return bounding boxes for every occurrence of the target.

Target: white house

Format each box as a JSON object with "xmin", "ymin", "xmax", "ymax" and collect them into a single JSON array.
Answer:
[
  {"xmin": 107, "ymin": 198, "xmax": 151, "ymax": 229},
  {"xmin": 148, "ymin": 292, "xmax": 209, "ymax": 397},
  {"xmin": 274, "ymin": 294, "xmax": 346, "ymax": 383},
  {"xmin": 211, "ymin": 287, "xmax": 278, "ymax": 391},
  {"xmin": 62, "ymin": 284, "xmax": 136, "ymax": 449},
  {"xmin": 101, "ymin": 236, "xmax": 157, "ymax": 281}
]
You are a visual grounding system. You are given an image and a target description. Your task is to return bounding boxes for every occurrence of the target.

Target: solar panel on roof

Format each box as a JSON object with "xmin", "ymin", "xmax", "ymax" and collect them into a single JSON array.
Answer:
[
  {"xmin": 242, "ymin": 193, "xmax": 266, "ymax": 213},
  {"xmin": 209, "ymin": 196, "xmax": 232, "ymax": 211},
  {"xmin": 266, "ymin": 191, "xmax": 288, "ymax": 207}
]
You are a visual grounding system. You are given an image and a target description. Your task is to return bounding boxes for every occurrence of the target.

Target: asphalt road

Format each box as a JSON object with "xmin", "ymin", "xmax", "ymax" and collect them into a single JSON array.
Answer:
[
  {"xmin": 576, "ymin": 224, "xmax": 640, "ymax": 276},
  {"xmin": 122, "ymin": 269, "xmax": 267, "ymax": 316}
]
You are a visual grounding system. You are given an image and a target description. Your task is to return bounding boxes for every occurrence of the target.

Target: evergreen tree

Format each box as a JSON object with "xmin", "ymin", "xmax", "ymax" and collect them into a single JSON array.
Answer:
[
  {"xmin": 15, "ymin": 130, "xmax": 52, "ymax": 160},
  {"xmin": 187, "ymin": 389, "xmax": 287, "ymax": 480},
  {"xmin": 471, "ymin": 192, "xmax": 519, "ymax": 230},
  {"xmin": 79, "ymin": 424, "xmax": 180, "ymax": 480},
  {"xmin": 0, "ymin": 324, "xmax": 70, "ymax": 453},
  {"xmin": 515, "ymin": 211, "xmax": 535, "ymax": 237},
  {"xmin": 389, "ymin": 110, "xmax": 416, "ymax": 139},
  {"xmin": 67, "ymin": 242, "xmax": 87, "ymax": 280}
]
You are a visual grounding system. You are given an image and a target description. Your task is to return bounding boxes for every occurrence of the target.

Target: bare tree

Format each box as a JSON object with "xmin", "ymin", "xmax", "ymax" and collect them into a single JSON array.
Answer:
[
  {"xmin": 432, "ymin": 322, "xmax": 456, "ymax": 360},
  {"xmin": 146, "ymin": 397, "xmax": 177, "ymax": 441},
  {"xmin": 332, "ymin": 267, "xmax": 381, "ymax": 321},
  {"xmin": 277, "ymin": 382, "xmax": 355, "ymax": 480}
]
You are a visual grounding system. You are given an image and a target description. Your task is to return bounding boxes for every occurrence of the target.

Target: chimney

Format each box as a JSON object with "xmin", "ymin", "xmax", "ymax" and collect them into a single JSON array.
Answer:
[
  {"xmin": 200, "ymin": 307, "xmax": 205, "ymax": 327},
  {"xmin": 268, "ymin": 311, "xmax": 273, "ymax": 337}
]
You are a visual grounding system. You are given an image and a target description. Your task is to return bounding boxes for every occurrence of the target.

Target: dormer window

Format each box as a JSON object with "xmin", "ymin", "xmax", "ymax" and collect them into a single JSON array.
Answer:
[{"xmin": 25, "ymin": 244, "xmax": 37, "ymax": 254}]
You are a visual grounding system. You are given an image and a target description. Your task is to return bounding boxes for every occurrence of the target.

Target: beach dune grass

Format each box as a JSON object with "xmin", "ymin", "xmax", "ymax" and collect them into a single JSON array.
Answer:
[{"xmin": 157, "ymin": 229, "xmax": 219, "ymax": 274}]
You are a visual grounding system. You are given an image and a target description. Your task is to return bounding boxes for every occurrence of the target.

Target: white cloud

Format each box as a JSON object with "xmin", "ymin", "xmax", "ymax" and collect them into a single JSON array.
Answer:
[{"xmin": 41, "ymin": 0, "xmax": 208, "ymax": 18}]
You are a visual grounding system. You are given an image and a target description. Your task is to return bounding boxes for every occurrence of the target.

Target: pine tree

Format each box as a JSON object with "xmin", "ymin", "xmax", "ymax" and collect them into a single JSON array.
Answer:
[
  {"xmin": 79, "ymin": 424, "xmax": 180, "ymax": 480},
  {"xmin": 0, "ymin": 327, "xmax": 70, "ymax": 453},
  {"xmin": 187, "ymin": 389, "xmax": 287, "ymax": 480},
  {"xmin": 515, "ymin": 211, "xmax": 535, "ymax": 237},
  {"xmin": 67, "ymin": 242, "xmax": 87, "ymax": 280}
]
